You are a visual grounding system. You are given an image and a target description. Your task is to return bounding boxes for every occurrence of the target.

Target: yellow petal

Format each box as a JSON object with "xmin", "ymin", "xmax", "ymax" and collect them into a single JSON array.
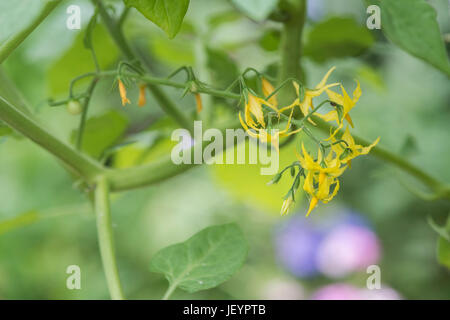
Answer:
[
  {"xmin": 138, "ymin": 84, "xmax": 146, "ymax": 107},
  {"xmin": 195, "ymin": 93, "xmax": 203, "ymax": 113},
  {"xmin": 315, "ymin": 66, "xmax": 336, "ymax": 89},
  {"xmin": 306, "ymin": 196, "xmax": 319, "ymax": 217},
  {"xmin": 262, "ymin": 78, "xmax": 278, "ymax": 107},
  {"xmin": 118, "ymin": 80, "xmax": 131, "ymax": 106}
]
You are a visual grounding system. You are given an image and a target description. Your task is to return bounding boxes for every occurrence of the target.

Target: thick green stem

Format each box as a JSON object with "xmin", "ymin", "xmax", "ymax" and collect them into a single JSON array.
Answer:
[
  {"xmin": 0, "ymin": 1, "xmax": 61, "ymax": 64},
  {"xmin": 95, "ymin": 176, "xmax": 125, "ymax": 300},
  {"xmin": 278, "ymin": 0, "xmax": 306, "ymax": 84},
  {"xmin": 0, "ymin": 96, "xmax": 104, "ymax": 182}
]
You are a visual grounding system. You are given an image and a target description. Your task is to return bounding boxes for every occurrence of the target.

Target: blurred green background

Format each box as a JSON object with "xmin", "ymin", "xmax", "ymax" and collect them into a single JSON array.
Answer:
[{"xmin": 0, "ymin": 0, "xmax": 449, "ymax": 299}]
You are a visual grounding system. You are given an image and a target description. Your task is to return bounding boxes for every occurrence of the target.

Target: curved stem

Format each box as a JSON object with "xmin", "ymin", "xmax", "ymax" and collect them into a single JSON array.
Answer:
[
  {"xmin": 0, "ymin": 1, "xmax": 61, "ymax": 64},
  {"xmin": 95, "ymin": 175, "xmax": 125, "ymax": 300},
  {"xmin": 0, "ymin": 95, "xmax": 104, "ymax": 183}
]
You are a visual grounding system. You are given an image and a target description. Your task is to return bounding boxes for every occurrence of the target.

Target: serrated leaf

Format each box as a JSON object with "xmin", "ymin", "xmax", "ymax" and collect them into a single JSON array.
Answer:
[
  {"xmin": 71, "ymin": 111, "xmax": 128, "ymax": 159},
  {"xmin": 304, "ymin": 17, "xmax": 374, "ymax": 63},
  {"xmin": 150, "ymin": 223, "xmax": 248, "ymax": 294},
  {"xmin": 437, "ymin": 237, "xmax": 450, "ymax": 269},
  {"xmin": 124, "ymin": 0, "xmax": 190, "ymax": 39},
  {"xmin": 374, "ymin": 0, "xmax": 450, "ymax": 75},
  {"xmin": 230, "ymin": 0, "xmax": 278, "ymax": 22}
]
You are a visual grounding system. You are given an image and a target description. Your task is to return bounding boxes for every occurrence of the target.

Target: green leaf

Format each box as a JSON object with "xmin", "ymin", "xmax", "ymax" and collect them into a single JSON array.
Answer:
[
  {"xmin": 427, "ymin": 215, "xmax": 450, "ymax": 241},
  {"xmin": 208, "ymin": 10, "xmax": 241, "ymax": 29},
  {"xmin": 230, "ymin": 0, "xmax": 278, "ymax": 22},
  {"xmin": 48, "ymin": 25, "xmax": 118, "ymax": 96},
  {"xmin": 150, "ymin": 223, "xmax": 248, "ymax": 294},
  {"xmin": 437, "ymin": 237, "xmax": 450, "ymax": 269},
  {"xmin": 304, "ymin": 17, "xmax": 374, "ymax": 63},
  {"xmin": 375, "ymin": 0, "xmax": 450, "ymax": 75},
  {"xmin": 124, "ymin": 0, "xmax": 190, "ymax": 39},
  {"xmin": 259, "ymin": 29, "xmax": 281, "ymax": 52},
  {"xmin": 71, "ymin": 111, "xmax": 128, "ymax": 159},
  {"xmin": 206, "ymin": 48, "xmax": 239, "ymax": 89}
]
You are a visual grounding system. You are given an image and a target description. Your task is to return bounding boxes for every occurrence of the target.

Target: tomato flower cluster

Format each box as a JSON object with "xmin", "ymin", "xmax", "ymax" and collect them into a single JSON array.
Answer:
[{"xmin": 239, "ymin": 67, "xmax": 380, "ymax": 216}]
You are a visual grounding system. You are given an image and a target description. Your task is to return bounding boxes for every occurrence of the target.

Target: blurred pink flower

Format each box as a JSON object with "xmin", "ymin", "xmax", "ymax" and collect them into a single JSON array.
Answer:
[
  {"xmin": 316, "ymin": 224, "xmax": 380, "ymax": 278},
  {"xmin": 312, "ymin": 284, "xmax": 363, "ymax": 300},
  {"xmin": 312, "ymin": 283, "xmax": 401, "ymax": 300}
]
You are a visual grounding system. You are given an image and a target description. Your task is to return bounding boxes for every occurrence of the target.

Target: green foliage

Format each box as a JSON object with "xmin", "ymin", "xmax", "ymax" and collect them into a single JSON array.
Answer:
[
  {"xmin": 211, "ymin": 139, "xmax": 303, "ymax": 214},
  {"xmin": 374, "ymin": 0, "xmax": 450, "ymax": 75},
  {"xmin": 437, "ymin": 237, "xmax": 450, "ymax": 269},
  {"xmin": 150, "ymin": 35, "xmax": 194, "ymax": 67},
  {"xmin": 48, "ymin": 26, "xmax": 118, "ymax": 96},
  {"xmin": 259, "ymin": 29, "xmax": 281, "ymax": 52},
  {"xmin": 0, "ymin": 1, "xmax": 44, "ymax": 44},
  {"xmin": 124, "ymin": 0, "xmax": 190, "ymax": 39},
  {"xmin": 304, "ymin": 17, "xmax": 374, "ymax": 63},
  {"xmin": 150, "ymin": 223, "xmax": 248, "ymax": 294},
  {"xmin": 230, "ymin": 0, "xmax": 279, "ymax": 22},
  {"xmin": 206, "ymin": 48, "xmax": 239, "ymax": 89},
  {"xmin": 71, "ymin": 111, "xmax": 128, "ymax": 159}
]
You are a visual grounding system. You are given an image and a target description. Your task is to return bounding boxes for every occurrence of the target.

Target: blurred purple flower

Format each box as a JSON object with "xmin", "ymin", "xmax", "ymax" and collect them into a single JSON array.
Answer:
[
  {"xmin": 274, "ymin": 211, "xmax": 380, "ymax": 279},
  {"xmin": 274, "ymin": 217, "xmax": 324, "ymax": 277},
  {"xmin": 316, "ymin": 224, "xmax": 380, "ymax": 278}
]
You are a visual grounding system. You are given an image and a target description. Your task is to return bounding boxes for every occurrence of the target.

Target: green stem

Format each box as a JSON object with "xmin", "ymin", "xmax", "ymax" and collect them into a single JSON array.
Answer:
[
  {"xmin": 0, "ymin": 95, "xmax": 104, "ymax": 182},
  {"xmin": 0, "ymin": 1, "xmax": 61, "ymax": 64},
  {"xmin": 278, "ymin": 0, "xmax": 306, "ymax": 84},
  {"xmin": 95, "ymin": 175, "xmax": 125, "ymax": 300},
  {"xmin": 76, "ymin": 78, "xmax": 98, "ymax": 150},
  {"xmin": 162, "ymin": 283, "xmax": 177, "ymax": 300}
]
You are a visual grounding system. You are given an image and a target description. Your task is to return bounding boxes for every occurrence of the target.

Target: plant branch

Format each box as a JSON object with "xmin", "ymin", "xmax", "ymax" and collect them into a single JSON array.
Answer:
[
  {"xmin": 76, "ymin": 78, "xmax": 98, "ymax": 150},
  {"xmin": 94, "ymin": 0, "xmax": 193, "ymax": 132},
  {"xmin": 0, "ymin": 95, "xmax": 104, "ymax": 183},
  {"xmin": 0, "ymin": 1, "xmax": 61, "ymax": 64},
  {"xmin": 95, "ymin": 175, "xmax": 125, "ymax": 300}
]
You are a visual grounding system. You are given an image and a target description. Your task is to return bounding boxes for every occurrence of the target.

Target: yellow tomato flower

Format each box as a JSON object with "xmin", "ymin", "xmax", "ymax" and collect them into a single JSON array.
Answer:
[
  {"xmin": 280, "ymin": 67, "xmax": 339, "ymax": 123},
  {"xmin": 332, "ymin": 126, "xmax": 380, "ymax": 164},
  {"xmin": 297, "ymin": 143, "xmax": 346, "ymax": 216},
  {"xmin": 318, "ymin": 81, "xmax": 361, "ymax": 139},
  {"xmin": 239, "ymin": 108, "xmax": 301, "ymax": 151},
  {"xmin": 280, "ymin": 194, "xmax": 294, "ymax": 215},
  {"xmin": 195, "ymin": 93, "xmax": 203, "ymax": 113},
  {"xmin": 262, "ymin": 77, "xmax": 278, "ymax": 107},
  {"xmin": 243, "ymin": 93, "xmax": 274, "ymax": 128},
  {"xmin": 138, "ymin": 84, "xmax": 146, "ymax": 107},
  {"xmin": 118, "ymin": 79, "xmax": 131, "ymax": 106}
]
